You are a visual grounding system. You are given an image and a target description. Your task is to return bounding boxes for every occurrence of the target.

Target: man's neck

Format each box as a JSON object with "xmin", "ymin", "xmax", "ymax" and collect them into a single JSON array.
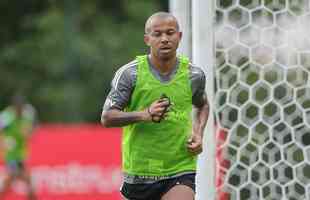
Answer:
[{"xmin": 148, "ymin": 54, "xmax": 177, "ymax": 75}]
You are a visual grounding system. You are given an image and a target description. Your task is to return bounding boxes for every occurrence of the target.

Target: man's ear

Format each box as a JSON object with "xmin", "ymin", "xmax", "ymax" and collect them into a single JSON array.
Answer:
[
  {"xmin": 144, "ymin": 34, "xmax": 150, "ymax": 46},
  {"xmin": 179, "ymin": 31, "xmax": 183, "ymax": 41}
]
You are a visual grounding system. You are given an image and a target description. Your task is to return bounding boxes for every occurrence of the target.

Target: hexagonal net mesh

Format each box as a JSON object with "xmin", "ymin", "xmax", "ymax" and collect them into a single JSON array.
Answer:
[{"xmin": 215, "ymin": 0, "xmax": 310, "ymax": 199}]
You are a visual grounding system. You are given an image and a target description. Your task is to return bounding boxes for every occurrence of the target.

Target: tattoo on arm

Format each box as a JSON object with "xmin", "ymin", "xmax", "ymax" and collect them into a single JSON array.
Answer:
[
  {"xmin": 101, "ymin": 109, "xmax": 149, "ymax": 127},
  {"xmin": 193, "ymin": 94, "xmax": 209, "ymax": 136}
]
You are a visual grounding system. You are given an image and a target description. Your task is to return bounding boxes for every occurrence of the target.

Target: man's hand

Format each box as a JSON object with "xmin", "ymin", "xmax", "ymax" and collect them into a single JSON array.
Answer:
[
  {"xmin": 187, "ymin": 133, "xmax": 203, "ymax": 155},
  {"xmin": 147, "ymin": 98, "xmax": 171, "ymax": 123}
]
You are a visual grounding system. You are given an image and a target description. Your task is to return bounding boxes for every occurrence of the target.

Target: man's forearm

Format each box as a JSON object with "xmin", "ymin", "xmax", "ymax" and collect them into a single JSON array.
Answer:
[
  {"xmin": 101, "ymin": 109, "xmax": 150, "ymax": 127},
  {"xmin": 193, "ymin": 99, "xmax": 209, "ymax": 136}
]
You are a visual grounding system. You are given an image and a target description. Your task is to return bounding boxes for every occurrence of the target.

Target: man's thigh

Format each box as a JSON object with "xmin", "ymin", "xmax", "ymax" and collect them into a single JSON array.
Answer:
[
  {"xmin": 161, "ymin": 173, "xmax": 195, "ymax": 200},
  {"xmin": 161, "ymin": 184, "xmax": 195, "ymax": 200},
  {"xmin": 120, "ymin": 181, "xmax": 161, "ymax": 200}
]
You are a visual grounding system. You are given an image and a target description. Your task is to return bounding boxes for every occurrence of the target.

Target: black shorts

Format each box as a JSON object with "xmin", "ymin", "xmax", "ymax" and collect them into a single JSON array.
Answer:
[{"xmin": 120, "ymin": 173, "xmax": 195, "ymax": 200}]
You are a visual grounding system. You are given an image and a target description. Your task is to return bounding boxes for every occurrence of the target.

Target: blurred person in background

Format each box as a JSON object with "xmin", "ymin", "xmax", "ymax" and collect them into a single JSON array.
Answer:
[
  {"xmin": 101, "ymin": 12, "xmax": 209, "ymax": 200},
  {"xmin": 0, "ymin": 93, "xmax": 37, "ymax": 200}
]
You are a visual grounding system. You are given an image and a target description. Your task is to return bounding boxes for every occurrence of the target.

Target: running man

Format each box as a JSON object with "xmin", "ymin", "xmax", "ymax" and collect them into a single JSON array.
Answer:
[
  {"xmin": 0, "ymin": 94, "xmax": 37, "ymax": 200},
  {"xmin": 101, "ymin": 12, "xmax": 209, "ymax": 200}
]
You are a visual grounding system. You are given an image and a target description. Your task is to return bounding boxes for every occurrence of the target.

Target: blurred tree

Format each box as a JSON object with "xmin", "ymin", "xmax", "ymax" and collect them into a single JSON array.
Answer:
[
  {"xmin": 0, "ymin": 0, "xmax": 165, "ymax": 122},
  {"xmin": 96, "ymin": 0, "xmax": 128, "ymax": 20},
  {"xmin": 0, "ymin": 0, "xmax": 48, "ymax": 45},
  {"xmin": 158, "ymin": 0, "xmax": 169, "ymax": 11}
]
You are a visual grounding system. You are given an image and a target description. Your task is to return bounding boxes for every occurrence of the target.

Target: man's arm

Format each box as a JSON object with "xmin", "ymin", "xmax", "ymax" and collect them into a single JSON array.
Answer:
[
  {"xmin": 101, "ymin": 60, "xmax": 171, "ymax": 127},
  {"xmin": 22, "ymin": 104, "xmax": 37, "ymax": 138},
  {"xmin": 193, "ymin": 93, "xmax": 209, "ymax": 137},
  {"xmin": 0, "ymin": 110, "xmax": 7, "ymax": 158},
  {"xmin": 0, "ymin": 117, "xmax": 6, "ymax": 160},
  {"xmin": 101, "ymin": 99, "xmax": 170, "ymax": 127},
  {"xmin": 101, "ymin": 109, "xmax": 149, "ymax": 127},
  {"xmin": 187, "ymin": 65, "xmax": 209, "ymax": 154},
  {"xmin": 0, "ymin": 131, "xmax": 4, "ymax": 159},
  {"xmin": 187, "ymin": 93, "xmax": 209, "ymax": 154}
]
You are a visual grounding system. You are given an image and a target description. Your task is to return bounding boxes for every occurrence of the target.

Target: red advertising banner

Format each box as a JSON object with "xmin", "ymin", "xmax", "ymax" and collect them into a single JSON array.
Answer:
[{"xmin": 0, "ymin": 124, "xmax": 122, "ymax": 200}]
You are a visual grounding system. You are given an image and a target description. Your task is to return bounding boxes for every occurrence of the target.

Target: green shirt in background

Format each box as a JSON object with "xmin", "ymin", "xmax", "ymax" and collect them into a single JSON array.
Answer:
[
  {"xmin": 0, "ymin": 105, "xmax": 35, "ymax": 162},
  {"xmin": 123, "ymin": 55, "xmax": 196, "ymax": 177}
]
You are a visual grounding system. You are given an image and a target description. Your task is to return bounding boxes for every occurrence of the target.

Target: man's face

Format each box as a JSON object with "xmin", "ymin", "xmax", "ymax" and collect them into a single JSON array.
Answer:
[{"xmin": 144, "ymin": 17, "xmax": 182, "ymax": 60}]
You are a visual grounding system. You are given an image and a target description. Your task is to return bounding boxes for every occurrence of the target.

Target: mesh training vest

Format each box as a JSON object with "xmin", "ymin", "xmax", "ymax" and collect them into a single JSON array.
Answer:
[
  {"xmin": 123, "ymin": 55, "xmax": 197, "ymax": 177},
  {"xmin": 0, "ymin": 106, "xmax": 34, "ymax": 162}
]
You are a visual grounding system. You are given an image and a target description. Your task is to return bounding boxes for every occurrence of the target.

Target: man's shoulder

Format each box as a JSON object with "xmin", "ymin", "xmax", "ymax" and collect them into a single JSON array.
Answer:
[
  {"xmin": 0, "ymin": 107, "xmax": 15, "ymax": 129},
  {"xmin": 23, "ymin": 104, "xmax": 36, "ymax": 121},
  {"xmin": 188, "ymin": 62, "xmax": 206, "ymax": 78},
  {"xmin": 116, "ymin": 59, "xmax": 138, "ymax": 74},
  {"xmin": 0, "ymin": 106, "xmax": 14, "ymax": 117},
  {"xmin": 113, "ymin": 59, "xmax": 138, "ymax": 77},
  {"xmin": 111, "ymin": 59, "xmax": 139, "ymax": 88}
]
